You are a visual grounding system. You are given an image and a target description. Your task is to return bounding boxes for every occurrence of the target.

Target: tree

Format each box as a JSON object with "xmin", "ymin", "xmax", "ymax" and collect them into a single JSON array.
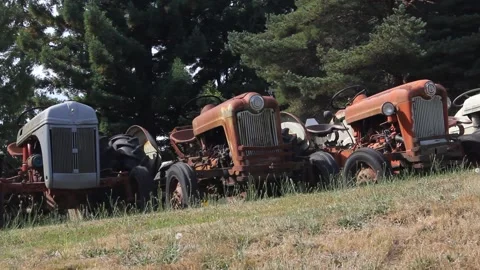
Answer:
[
  {"xmin": 228, "ymin": 0, "xmax": 427, "ymax": 118},
  {"xmin": 17, "ymin": 0, "xmax": 201, "ymax": 136},
  {"xmin": 186, "ymin": 0, "xmax": 296, "ymax": 97},
  {"xmin": 0, "ymin": 1, "xmax": 36, "ymax": 148},
  {"xmin": 410, "ymin": 0, "xmax": 480, "ymax": 96},
  {"xmin": 16, "ymin": 0, "xmax": 297, "ymax": 136}
]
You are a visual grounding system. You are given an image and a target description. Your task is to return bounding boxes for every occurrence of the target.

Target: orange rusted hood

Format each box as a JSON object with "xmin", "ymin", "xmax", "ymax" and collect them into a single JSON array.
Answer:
[
  {"xmin": 192, "ymin": 92, "xmax": 279, "ymax": 135},
  {"xmin": 344, "ymin": 80, "xmax": 447, "ymax": 124}
]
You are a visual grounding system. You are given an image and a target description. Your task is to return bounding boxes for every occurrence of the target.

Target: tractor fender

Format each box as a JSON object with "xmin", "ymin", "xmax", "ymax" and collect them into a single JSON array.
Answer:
[
  {"xmin": 154, "ymin": 160, "xmax": 175, "ymax": 183},
  {"xmin": 125, "ymin": 125, "xmax": 162, "ymax": 175}
]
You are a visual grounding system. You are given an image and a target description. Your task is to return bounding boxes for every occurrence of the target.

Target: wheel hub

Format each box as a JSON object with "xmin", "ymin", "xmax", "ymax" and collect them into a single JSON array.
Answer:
[
  {"xmin": 356, "ymin": 167, "xmax": 377, "ymax": 185},
  {"xmin": 170, "ymin": 182, "xmax": 183, "ymax": 209}
]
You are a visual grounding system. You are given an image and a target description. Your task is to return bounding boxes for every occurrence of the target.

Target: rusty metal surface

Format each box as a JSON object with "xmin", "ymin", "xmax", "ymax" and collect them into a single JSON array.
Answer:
[
  {"xmin": 344, "ymin": 80, "xmax": 450, "ymax": 155},
  {"xmin": 170, "ymin": 92, "xmax": 304, "ymax": 182},
  {"xmin": 191, "ymin": 92, "xmax": 283, "ymax": 170},
  {"xmin": 316, "ymin": 80, "xmax": 464, "ymax": 171},
  {"xmin": 345, "ymin": 80, "xmax": 448, "ymax": 124}
]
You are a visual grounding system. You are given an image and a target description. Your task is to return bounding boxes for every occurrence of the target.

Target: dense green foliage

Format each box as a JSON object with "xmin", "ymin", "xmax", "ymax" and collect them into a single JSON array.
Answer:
[
  {"xmin": 15, "ymin": 0, "xmax": 295, "ymax": 135},
  {"xmin": 0, "ymin": 2, "xmax": 34, "ymax": 148},
  {"xmin": 229, "ymin": 0, "xmax": 480, "ymax": 117},
  {"xmin": 0, "ymin": 0, "xmax": 479, "ymax": 142}
]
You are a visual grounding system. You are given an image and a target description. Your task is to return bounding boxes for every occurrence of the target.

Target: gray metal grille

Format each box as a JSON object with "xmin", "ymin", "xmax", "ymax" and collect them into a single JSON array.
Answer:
[
  {"xmin": 51, "ymin": 128, "xmax": 73, "ymax": 173},
  {"xmin": 50, "ymin": 127, "xmax": 97, "ymax": 174},
  {"xmin": 236, "ymin": 109, "xmax": 279, "ymax": 155},
  {"xmin": 412, "ymin": 95, "xmax": 445, "ymax": 138},
  {"xmin": 77, "ymin": 128, "xmax": 97, "ymax": 173}
]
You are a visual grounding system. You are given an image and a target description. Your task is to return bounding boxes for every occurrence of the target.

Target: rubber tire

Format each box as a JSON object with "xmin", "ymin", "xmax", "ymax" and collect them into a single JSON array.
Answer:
[
  {"xmin": 129, "ymin": 166, "xmax": 155, "ymax": 210},
  {"xmin": 458, "ymin": 131, "xmax": 480, "ymax": 166},
  {"xmin": 165, "ymin": 163, "xmax": 200, "ymax": 209},
  {"xmin": 309, "ymin": 151, "xmax": 340, "ymax": 190},
  {"xmin": 107, "ymin": 134, "xmax": 147, "ymax": 171},
  {"xmin": 342, "ymin": 148, "xmax": 391, "ymax": 187}
]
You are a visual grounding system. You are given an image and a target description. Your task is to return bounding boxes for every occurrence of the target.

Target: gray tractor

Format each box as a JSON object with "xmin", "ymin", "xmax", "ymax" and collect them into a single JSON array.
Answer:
[{"xmin": 0, "ymin": 101, "xmax": 162, "ymax": 226}]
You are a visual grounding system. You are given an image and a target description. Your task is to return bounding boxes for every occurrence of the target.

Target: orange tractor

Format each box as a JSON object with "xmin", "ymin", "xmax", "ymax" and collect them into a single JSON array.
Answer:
[
  {"xmin": 285, "ymin": 80, "xmax": 465, "ymax": 185},
  {"xmin": 161, "ymin": 93, "xmax": 339, "ymax": 208}
]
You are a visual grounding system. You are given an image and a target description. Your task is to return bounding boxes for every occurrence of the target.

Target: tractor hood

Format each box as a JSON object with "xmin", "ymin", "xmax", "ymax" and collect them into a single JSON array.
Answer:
[
  {"xmin": 192, "ymin": 92, "xmax": 279, "ymax": 135},
  {"xmin": 17, "ymin": 101, "xmax": 98, "ymax": 145},
  {"xmin": 344, "ymin": 80, "xmax": 447, "ymax": 124},
  {"xmin": 462, "ymin": 94, "xmax": 480, "ymax": 116}
]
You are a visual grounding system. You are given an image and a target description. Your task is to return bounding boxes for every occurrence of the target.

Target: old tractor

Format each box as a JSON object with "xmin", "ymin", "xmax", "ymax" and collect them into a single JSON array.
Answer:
[
  {"xmin": 163, "ymin": 92, "xmax": 339, "ymax": 208},
  {"xmin": 286, "ymin": 80, "xmax": 465, "ymax": 185},
  {"xmin": 0, "ymin": 101, "xmax": 161, "ymax": 226}
]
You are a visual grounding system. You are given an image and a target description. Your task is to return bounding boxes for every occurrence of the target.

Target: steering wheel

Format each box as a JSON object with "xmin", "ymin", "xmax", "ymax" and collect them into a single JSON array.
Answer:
[
  {"xmin": 330, "ymin": 85, "xmax": 367, "ymax": 110},
  {"xmin": 181, "ymin": 95, "xmax": 224, "ymax": 120},
  {"xmin": 16, "ymin": 106, "xmax": 47, "ymax": 127},
  {"xmin": 452, "ymin": 88, "xmax": 480, "ymax": 108}
]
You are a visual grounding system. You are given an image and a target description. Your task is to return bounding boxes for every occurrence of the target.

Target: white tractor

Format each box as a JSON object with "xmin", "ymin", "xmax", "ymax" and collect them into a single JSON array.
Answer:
[
  {"xmin": 449, "ymin": 88, "xmax": 480, "ymax": 135},
  {"xmin": 448, "ymin": 88, "xmax": 480, "ymax": 164}
]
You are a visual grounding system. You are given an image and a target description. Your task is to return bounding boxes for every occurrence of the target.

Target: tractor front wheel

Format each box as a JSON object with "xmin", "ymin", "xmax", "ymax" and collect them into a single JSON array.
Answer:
[
  {"xmin": 342, "ymin": 148, "xmax": 391, "ymax": 187},
  {"xmin": 165, "ymin": 163, "xmax": 200, "ymax": 209}
]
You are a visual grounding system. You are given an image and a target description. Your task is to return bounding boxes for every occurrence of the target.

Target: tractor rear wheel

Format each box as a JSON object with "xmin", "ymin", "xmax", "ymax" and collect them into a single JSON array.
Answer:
[
  {"xmin": 309, "ymin": 151, "xmax": 340, "ymax": 190},
  {"xmin": 342, "ymin": 148, "xmax": 391, "ymax": 187},
  {"xmin": 101, "ymin": 134, "xmax": 147, "ymax": 172},
  {"xmin": 165, "ymin": 163, "xmax": 200, "ymax": 209}
]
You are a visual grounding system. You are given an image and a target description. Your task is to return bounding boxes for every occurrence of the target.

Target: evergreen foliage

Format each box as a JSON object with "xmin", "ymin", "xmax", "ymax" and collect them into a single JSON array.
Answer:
[
  {"xmin": 0, "ymin": 1, "xmax": 35, "ymax": 148},
  {"xmin": 0, "ymin": 0, "xmax": 477, "ymax": 140}
]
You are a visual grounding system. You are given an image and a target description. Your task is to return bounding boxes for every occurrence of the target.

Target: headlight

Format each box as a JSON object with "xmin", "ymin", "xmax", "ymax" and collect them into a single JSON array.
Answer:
[
  {"xmin": 424, "ymin": 81, "xmax": 436, "ymax": 97},
  {"xmin": 381, "ymin": 102, "xmax": 396, "ymax": 116},
  {"xmin": 249, "ymin": 94, "xmax": 265, "ymax": 111},
  {"xmin": 447, "ymin": 97, "xmax": 452, "ymax": 109}
]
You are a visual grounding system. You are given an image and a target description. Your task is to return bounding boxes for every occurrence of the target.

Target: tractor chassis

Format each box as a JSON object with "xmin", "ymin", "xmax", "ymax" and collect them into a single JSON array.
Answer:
[{"xmin": 0, "ymin": 173, "xmax": 135, "ymax": 228}]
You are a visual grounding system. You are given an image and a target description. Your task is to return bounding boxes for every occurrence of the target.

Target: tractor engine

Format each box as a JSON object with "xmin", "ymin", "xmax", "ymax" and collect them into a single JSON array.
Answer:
[
  {"xmin": 25, "ymin": 140, "xmax": 44, "ymax": 182},
  {"xmin": 353, "ymin": 114, "xmax": 406, "ymax": 154},
  {"xmin": 207, "ymin": 144, "xmax": 232, "ymax": 168},
  {"xmin": 197, "ymin": 127, "xmax": 233, "ymax": 170}
]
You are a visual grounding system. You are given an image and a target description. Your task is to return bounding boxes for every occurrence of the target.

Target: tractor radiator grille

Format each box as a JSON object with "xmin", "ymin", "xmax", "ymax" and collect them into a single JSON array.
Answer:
[
  {"xmin": 236, "ymin": 109, "xmax": 279, "ymax": 156},
  {"xmin": 412, "ymin": 95, "xmax": 445, "ymax": 138},
  {"xmin": 50, "ymin": 127, "xmax": 97, "ymax": 174}
]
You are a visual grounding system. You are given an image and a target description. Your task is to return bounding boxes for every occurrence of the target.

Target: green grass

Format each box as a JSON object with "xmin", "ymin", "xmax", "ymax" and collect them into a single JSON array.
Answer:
[{"xmin": 1, "ymin": 167, "xmax": 480, "ymax": 269}]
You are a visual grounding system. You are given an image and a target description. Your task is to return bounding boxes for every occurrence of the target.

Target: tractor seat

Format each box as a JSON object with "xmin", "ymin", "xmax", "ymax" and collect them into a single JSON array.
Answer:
[
  {"xmin": 7, "ymin": 143, "xmax": 23, "ymax": 157},
  {"xmin": 170, "ymin": 128, "xmax": 196, "ymax": 144},
  {"xmin": 306, "ymin": 124, "xmax": 346, "ymax": 137}
]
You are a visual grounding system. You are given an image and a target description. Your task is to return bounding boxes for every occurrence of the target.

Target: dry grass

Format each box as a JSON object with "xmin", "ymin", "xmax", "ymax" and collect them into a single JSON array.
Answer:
[{"xmin": 2, "ymin": 169, "xmax": 480, "ymax": 269}]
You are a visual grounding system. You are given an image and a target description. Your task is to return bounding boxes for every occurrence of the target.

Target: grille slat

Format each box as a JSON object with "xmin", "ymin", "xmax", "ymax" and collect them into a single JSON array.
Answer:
[
  {"xmin": 237, "ymin": 109, "xmax": 279, "ymax": 156},
  {"xmin": 77, "ymin": 128, "xmax": 97, "ymax": 173},
  {"xmin": 51, "ymin": 128, "xmax": 73, "ymax": 173},
  {"xmin": 412, "ymin": 95, "xmax": 445, "ymax": 138},
  {"xmin": 50, "ymin": 127, "xmax": 97, "ymax": 174}
]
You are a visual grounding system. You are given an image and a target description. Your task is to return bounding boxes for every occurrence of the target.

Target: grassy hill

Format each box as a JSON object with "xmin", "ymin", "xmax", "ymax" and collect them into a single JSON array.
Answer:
[{"xmin": 1, "ymin": 169, "xmax": 480, "ymax": 269}]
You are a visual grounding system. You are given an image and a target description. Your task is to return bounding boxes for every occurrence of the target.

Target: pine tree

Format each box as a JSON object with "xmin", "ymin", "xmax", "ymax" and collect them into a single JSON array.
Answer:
[
  {"xmin": 17, "ymin": 0, "xmax": 201, "ymax": 135},
  {"xmin": 16, "ymin": 0, "xmax": 296, "ymax": 136},
  {"xmin": 228, "ymin": 0, "xmax": 427, "ymax": 117},
  {"xmin": 411, "ymin": 0, "xmax": 480, "ymax": 95},
  {"xmin": 0, "ymin": 1, "xmax": 36, "ymax": 148}
]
